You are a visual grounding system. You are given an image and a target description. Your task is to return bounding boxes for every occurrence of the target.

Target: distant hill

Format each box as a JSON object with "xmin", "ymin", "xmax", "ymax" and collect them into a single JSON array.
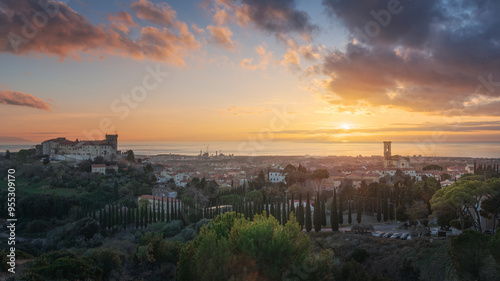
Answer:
[{"xmin": 0, "ymin": 136, "xmax": 32, "ymax": 142}]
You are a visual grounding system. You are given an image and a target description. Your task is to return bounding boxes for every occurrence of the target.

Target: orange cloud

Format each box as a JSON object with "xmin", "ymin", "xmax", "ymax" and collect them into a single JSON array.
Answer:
[
  {"xmin": 218, "ymin": 106, "xmax": 271, "ymax": 115},
  {"xmin": 130, "ymin": 0, "xmax": 178, "ymax": 27},
  {"xmin": 0, "ymin": 90, "xmax": 51, "ymax": 111},
  {"xmin": 207, "ymin": 25, "xmax": 236, "ymax": 50},
  {"xmin": 207, "ymin": 0, "xmax": 317, "ymax": 39},
  {"xmin": 0, "ymin": 0, "xmax": 199, "ymax": 65},
  {"xmin": 240, "ymin": 44, "xmax": 275, "ymax": 70},
  {"xmin": 108, "ymin": 11, "xmax": 138, "ymax": 34}
]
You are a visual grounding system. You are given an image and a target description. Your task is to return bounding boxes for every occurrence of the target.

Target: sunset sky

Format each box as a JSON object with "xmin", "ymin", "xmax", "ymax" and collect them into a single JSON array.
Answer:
[{"xmin": 1, "ymin": 0, "xmax": 500, "ymax": 143}]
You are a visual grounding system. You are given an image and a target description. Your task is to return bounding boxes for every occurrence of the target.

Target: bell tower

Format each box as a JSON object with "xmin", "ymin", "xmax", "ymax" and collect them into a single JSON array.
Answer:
[
  {"xmin": 383, "ymin": 141, "xmax": 392, "ymax": 160},
  {"xmin": 106, "ymin": 134, "xmax": 118, "ymax": 151}
]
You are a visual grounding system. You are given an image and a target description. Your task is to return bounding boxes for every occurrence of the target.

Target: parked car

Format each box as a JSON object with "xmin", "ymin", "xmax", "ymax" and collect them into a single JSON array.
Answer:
[
  {"xmin": 484, "ymin": 229, "xmax": 494, "ymax": 235},
  {"xmin": 406, "ymin": 235, "xmax": 413, "ymax": 240},
  {"xmin": 430, "ymin": 229, "xmax": 439, "ymax": 235},
  {"xmin": 400, "ymin": 233, "xmax": 409, "ymax": 240},
  {"xmin": 390, "ymin": 233, "xmax": 402, "ymax": 239},
  {"xmin": 372, "ymin": 231, "xmax": 382, "ymax": 237},
  {"xmin": 383, "ymin": 232, "xmax": 393, "ymax": 238}
]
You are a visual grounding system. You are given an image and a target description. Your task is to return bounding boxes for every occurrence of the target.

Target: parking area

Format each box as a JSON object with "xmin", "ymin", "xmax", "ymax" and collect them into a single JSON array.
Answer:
[{"xmin": 340, "ymin": 222, "xmax": 445, "ymax": 240}]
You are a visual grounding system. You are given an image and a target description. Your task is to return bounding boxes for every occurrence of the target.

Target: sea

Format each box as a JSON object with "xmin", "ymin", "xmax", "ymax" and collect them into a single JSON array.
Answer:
[{"xmin": 1, "ymin": 141, "xmax": 499, "ymax": 158}]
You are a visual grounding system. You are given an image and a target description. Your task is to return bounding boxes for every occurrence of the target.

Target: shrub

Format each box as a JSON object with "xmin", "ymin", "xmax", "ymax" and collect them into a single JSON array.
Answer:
[
  {"xmin": 178, "ymin": 212, "xmax": 310, "ymax": 281},
  {"xmin": 351, "ymin": 248, "xmax": 369, "ymax": 263}
]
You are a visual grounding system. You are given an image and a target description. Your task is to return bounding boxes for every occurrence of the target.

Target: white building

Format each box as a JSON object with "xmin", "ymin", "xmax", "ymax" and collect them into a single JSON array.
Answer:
[
  {"xmin": 91, "ymin": 164, "xmax": 106, "ymax": 174},
  {"xmin": 41, "ymin": 134, "xmax": 118, "ymax": 158},
  {"xmin": 268, "ymin": 171, "xmax": 286, "ymax": 183}
]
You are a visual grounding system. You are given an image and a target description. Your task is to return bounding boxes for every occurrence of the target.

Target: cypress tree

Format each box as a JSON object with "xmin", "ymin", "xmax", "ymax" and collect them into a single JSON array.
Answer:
[
  {"xmin": 348, "ymin": 200, "xmax": 352, "ymax": 224},
  {"xmin": 383, "ymin": 198, "xmax": 388, "ymax": 222},
  {"xmin": 99, "ymin": 209, "xmax": 103, "ymax": 228},
  {"xmin": 270, "ymin": 200, "xmax": 275, "ymax": 219},
  {"xmin": 123, "ymin": 208, "xmax": 127, "ymax": 229},
  {"xmin": 110, "ymin": 205, "xmax": 114, "ymax": 227},
  {"xmin": 290, "ymin": 193, "xmax": 295, "ymax": 220},
  {"xmin": 298, "ymin": 193, "xmax": 304, "ymax": 229},
  {"xmin": 321, "ymin": 193, "xmax": 327, "ymax": 226},
  {"xmin": 152, "ymin": 197, "xmax": 156, "ymax": 223},
  {"xmin": 305, "ymin": 192, "xmax": 312, "ymax": 232},
  {"xmin": 161, "ymin": 197, "xmax": 165, "ymax": 222},
  {"xmin": 377, "ymin": 195, "xmax": 382, "ymax": 222},
  {"xmin": 118, "ymin": 205, "xmax": 122, "ymax": 227},
  {"xmin": 314, "ymin": 191, "xmax": 321, "ymax": 232},
  {"xmin": 149, "ymin": 203, "xmax": 153, "ymax": 225},
  {"xmin": 276, "ymin": 200, "xmax": 282, "ymax": 225},
  {"xmin": 338, "ymin": 192, "xmax": 344, "ymax": 224},
  {"xmin": 102, "ymin": 210, "xmax": 107, "ymax": 230},
  {"xmin": 244, "ymin": 201, "xmax": 248, "ymax": 219},
  {"xmin": 265, "ymin": 198, "xmax": 269, "ymax": 217},
  {"xmin": 136, "ymin": 208, "xmax": 139, "ymax": 229},
  {"xmin": 389, "ymin": 201, "xmax": 394, "ymax": 221},
  {"xmin": 108, "ymin": 206, "xmax": 113, "ymax": 228},
  {"xmin": 172, "ymin": 199, "xmax": 176, "ymax": 220},
  {"xmin": 116, "ymin": 204, "xmax": 120, "ymax": 227},
  {"xmin": 167, "ymin": 198, "xmax": 171, "ymax": 222},
  {"xmin": 142, "ymin": 205, "xmax": 146, "ymax": 228},
  {"xmin": 253, "ymin": 200, "xmax": 258, "ymax": 219},
  {"xmin": 282, "ymin": 196, "xmax": 287, "ymax": 225},
  {"xmin": 356, "ymin": 198, "xmax": 362, "ymax": 224},
  {"xmin": 331, "ymin": 190, "xmax": 339, "ymax": 231},
  {"xmin": 127, "ymin": 207, "xmax": 132, "ymax": 227}
]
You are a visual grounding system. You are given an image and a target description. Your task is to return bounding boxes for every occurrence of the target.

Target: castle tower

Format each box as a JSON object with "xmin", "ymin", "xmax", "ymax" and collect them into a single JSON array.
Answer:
[
  {"xmin": 383, "ymin": 141, "xmax": 392, "ymax": 160},
  {"xmin": 106, "ymin": 134, "xmax": 118, "ymax": 150}
]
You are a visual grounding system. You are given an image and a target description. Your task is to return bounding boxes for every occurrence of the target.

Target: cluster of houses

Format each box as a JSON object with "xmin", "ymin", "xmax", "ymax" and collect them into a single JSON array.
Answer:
[{"xmin": 37, "ymin": 134, "xmax": 120, "ymax": 161}]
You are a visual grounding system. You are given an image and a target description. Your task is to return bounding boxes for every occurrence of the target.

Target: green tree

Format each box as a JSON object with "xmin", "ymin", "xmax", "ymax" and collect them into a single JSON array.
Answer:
[
  {"xmin": 126, "ymin": 150, "xmax": 135, "ymax": 162},
  {"xmin": 321, "ymin": 194, "xmax": 327, "ymax": 226},
  {"xmin": 377, "ymin": 195, "xmax": 382, "ymax": 222},
  {"xmin": 86, "ymin": 248, "xmax": 124, "ymax": 280},
  {"xmin": 338, "ymin": 192, "xmax": 344, "ymax": 224},
  {"xmin": 356, "ymin": 199, "xmax": 362, "ymax": 224},
  {"xmin": 306, "ymin": 192, "xmax": 312, "ymax": 232},
  {"xmin": 340, "ymin": 259, "xmax": 369, "ymax": 281},
  {"xmin": 431, "ymin": 180, "xmax": 489, "ymax": 232},
  {"xmin": 423, "ymin": 164, "xmax": 443, "ymax": 171},
  {"xmin": 481, "ymin": 178, "xmax": 500, "ymax": 231},
  {"xmin": 178, "ymin": 212, "xmax": 310, "ymax": 281},
  {"xmin": 488, "ymin": 229, "xmax": 500, "ymax": 265},
  {"xmin": 348, "ymin": 200, "xmax": 352, "ymax": 224},
  {"xmin": 450, "ymin": 230, "xmax": 495, "ymax": 280},
  {"xmin": 5, "ymin": 150, "xmax": 10, "ymax": 159},
  {"xmin": 331, "ymin": 190, "xmax": 339, "ymax": 231},
  {"xmin": 314, "ymin": 191, "xmax": 321, "ymax": 232},
  {"xmin": 383, "ymin": 198, "xmax": 388, "ymax": 222},
  {"xmin": 297, "ymin": 193, "xmax": 304, "ymax": 229}
]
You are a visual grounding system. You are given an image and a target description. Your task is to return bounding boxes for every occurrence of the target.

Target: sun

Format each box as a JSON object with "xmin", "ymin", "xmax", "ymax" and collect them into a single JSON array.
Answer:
[{"xmin": 341, "ymin": 123, "xmax": 351, "ymax": 130}]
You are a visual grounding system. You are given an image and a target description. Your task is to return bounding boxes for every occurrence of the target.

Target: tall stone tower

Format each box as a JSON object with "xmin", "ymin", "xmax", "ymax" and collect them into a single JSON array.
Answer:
[
  {"xmin": 383, "ymin": 141, "xmax": 392, "ymax": 160},
  {"xmin": 106, "ymin": 134, "xmax": 118, "ymax": 151}
]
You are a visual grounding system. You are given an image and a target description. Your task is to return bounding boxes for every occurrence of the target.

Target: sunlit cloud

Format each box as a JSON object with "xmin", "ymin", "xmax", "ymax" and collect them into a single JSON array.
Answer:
[
  {"xmin": 217, "ymin": 106, "xmax": 272, "ymax": 115},
  {"xmin": 207, "ymin": 25, "xmax": 236, "ymax": 50},
  {"xmin": 0, "ymin": 89, "xmax": 51, "ymax": 111},
  {"xmin": 240, "ymin": 43, "xmax": 275, "ymax": 70},
  {"xmin": 0, "ymin": 0, "xmax": 200, "ymax": 65},
  {"xmin": 315, "ymin": 0, "xmax": 500, "ymax": 116},
  {"xmin": 130, "ymin": 0, "xmax": 178, "ymax": 27}
]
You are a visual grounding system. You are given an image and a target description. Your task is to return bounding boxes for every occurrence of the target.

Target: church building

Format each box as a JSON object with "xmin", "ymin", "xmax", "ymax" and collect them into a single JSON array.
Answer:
[{"xmin": 383, "ymin": 141, "xmax": 411, "ymax": 168}]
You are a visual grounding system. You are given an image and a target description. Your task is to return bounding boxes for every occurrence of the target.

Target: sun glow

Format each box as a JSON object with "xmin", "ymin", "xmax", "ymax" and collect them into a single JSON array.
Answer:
[{"xmin": 341, "ymin": 123, "xmax": 351, "ymax": 130}]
